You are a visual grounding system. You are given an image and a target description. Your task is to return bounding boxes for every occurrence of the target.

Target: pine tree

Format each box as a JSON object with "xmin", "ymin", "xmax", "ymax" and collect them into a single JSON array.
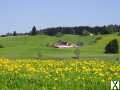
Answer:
[
  {"xmin": 13, "ymin": 31, "xmax": 17, "ymax": 36},
  {"xmin": 30, "ymin": 26, "xmax": 37, "ymax": 35}
]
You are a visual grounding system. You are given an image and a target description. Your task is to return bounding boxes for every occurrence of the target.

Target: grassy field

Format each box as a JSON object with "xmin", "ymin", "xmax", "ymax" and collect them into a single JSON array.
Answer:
[
  {"xmin": 0, "ymin": 34, "xmax": 119, "ymax": 59},
  {"xmin": 0, "ymin": 58, "xmax": 120, "ymax": 90},
  {"xmin": 0, "ymin": 34, "xmax": 119, "ymax": 90}
]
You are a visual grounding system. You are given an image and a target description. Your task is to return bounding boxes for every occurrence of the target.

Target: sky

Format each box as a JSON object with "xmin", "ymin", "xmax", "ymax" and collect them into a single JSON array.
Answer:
[{"xmin": 0, "ymin": 0, "xmax": 120, "ymax": 34}]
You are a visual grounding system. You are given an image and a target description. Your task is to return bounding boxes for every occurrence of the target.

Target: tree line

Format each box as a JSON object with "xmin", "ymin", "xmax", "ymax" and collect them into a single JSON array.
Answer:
[{"xmin": 1, "ymin": 24, "xmax": 120, "ymax": 37}]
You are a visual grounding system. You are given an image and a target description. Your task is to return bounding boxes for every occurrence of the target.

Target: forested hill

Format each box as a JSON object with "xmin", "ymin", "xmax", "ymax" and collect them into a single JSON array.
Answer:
[
  {"xmin": 39, "ymin": 25, "xmax": 120, "ymax": 35},
  {"xmin": 2, "ymin": 24, "xmax": 120, "ymax": 37}
]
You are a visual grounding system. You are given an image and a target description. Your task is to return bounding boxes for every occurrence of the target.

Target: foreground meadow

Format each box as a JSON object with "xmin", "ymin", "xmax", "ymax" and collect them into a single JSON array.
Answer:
[{"xmin": 0, "ymin": 58, "xmax": 120, "ymax": 90}]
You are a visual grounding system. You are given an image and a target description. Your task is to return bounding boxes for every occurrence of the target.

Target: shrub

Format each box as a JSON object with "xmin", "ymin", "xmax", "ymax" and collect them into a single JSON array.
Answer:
[
  {"xmin": 104, "ymin": 39, "xmax": 119, "ymax": 54},
  {"xmin": 117, "ymin": 32, "xmax": 120, "ymax": 36},
  {"xmin": 94, "ymin": 36, "xmax": 102, "ymax": 43},
  {"xmin": 0, "ymin": 44, "xmax": 4, "ymax": 48},
  {"xmin": 56, "ymin": 32, "xmax": 64, "ymax": 37},
  {"xmin": 74, "ymin": 47, "xmax": 80, "ymax": 59},
  {"xmin": 76, "ymin": 41, "xmax": 84, "ymax": 47},
  {"xmin": 46, "ymin": 43, "xmax": 50, "ymax": 47},
  {"xmin": 35, "ymin": 52, "xmax": 43, "ymax": 59},
  {"xmin": 1, "ymin": 35, "xmax": 6, "ymax": 37}
]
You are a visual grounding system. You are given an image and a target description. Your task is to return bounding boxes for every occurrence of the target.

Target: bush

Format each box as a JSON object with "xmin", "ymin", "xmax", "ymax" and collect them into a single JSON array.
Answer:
[
  {"xmin": 56, "ymin": 32, "xmax": 64, "ymax": 37},
  {"xmin": 34, "ymin": 52, "xmax": 43, "ymax": 59},
  {"xmin": 1, "ymin": 35, "xmax": 6, "ymax": 37},
  {"xmin": 76, "ymin": 41, "xmax": 84, "ymax": 47},
  {"xmin": 0, "ymin": 44, "xmax": 4, "ymax": 48},
  {"xmin": 104, "ymin": 39, "xmax": 119, "ymax": 54},
  {"xmin": 95, "ymin": 36, "xmax": 102, "ymax": 42},
  {"xmin": 74, "ymin": 47, "xmax": 80, "ymax": 59},
  {"xmin": 46, "ymin": 43, "xmax": 53, "ymax": 47},
  {"xmin": 117, "ymin": 32, "xmax": 120, "ymax": 36}
]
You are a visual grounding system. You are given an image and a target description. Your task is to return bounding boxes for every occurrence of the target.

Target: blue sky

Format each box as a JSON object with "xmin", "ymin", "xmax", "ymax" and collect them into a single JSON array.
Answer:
[{"xmin": 0, "ymin": 0, "xmax": 120, "ymax": 34}]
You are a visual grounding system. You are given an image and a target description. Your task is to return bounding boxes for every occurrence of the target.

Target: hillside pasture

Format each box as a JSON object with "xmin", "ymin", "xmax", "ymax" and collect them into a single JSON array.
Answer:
[{"xmin": 0, "ymin": 34, "xmax": 119, "ymax": 59}]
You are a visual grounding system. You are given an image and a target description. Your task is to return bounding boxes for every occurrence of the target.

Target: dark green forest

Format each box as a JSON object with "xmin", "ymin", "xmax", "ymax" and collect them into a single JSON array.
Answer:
[{"xmin": 2, "ymin": 24, "xmax": 120, "ymax": 37}]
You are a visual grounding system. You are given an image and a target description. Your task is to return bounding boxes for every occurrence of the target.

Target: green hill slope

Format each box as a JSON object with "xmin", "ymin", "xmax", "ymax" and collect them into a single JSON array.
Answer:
[{"xmin": 0, "ymin": 34, "xmax": 119, "ymax": 59}]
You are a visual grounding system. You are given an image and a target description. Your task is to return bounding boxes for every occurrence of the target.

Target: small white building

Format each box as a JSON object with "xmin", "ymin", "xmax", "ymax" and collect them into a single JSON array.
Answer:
[
  {"xmin": 54, "ymin": 40, "xmax": 74, "ymax": 48},
  {"xmin": 89, "ymin": 33, "xmax": 94, "ymax": 36}
]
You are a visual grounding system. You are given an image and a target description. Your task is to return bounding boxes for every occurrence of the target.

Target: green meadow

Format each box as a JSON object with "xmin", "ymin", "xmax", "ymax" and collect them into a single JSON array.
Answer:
[
  {"xmin": 0, "ymin": 34, "xmax": 119, "ymax": 59},
  {"xmin": 0, "ymin": 34, "xmax": 119, "ymax": 90}
]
